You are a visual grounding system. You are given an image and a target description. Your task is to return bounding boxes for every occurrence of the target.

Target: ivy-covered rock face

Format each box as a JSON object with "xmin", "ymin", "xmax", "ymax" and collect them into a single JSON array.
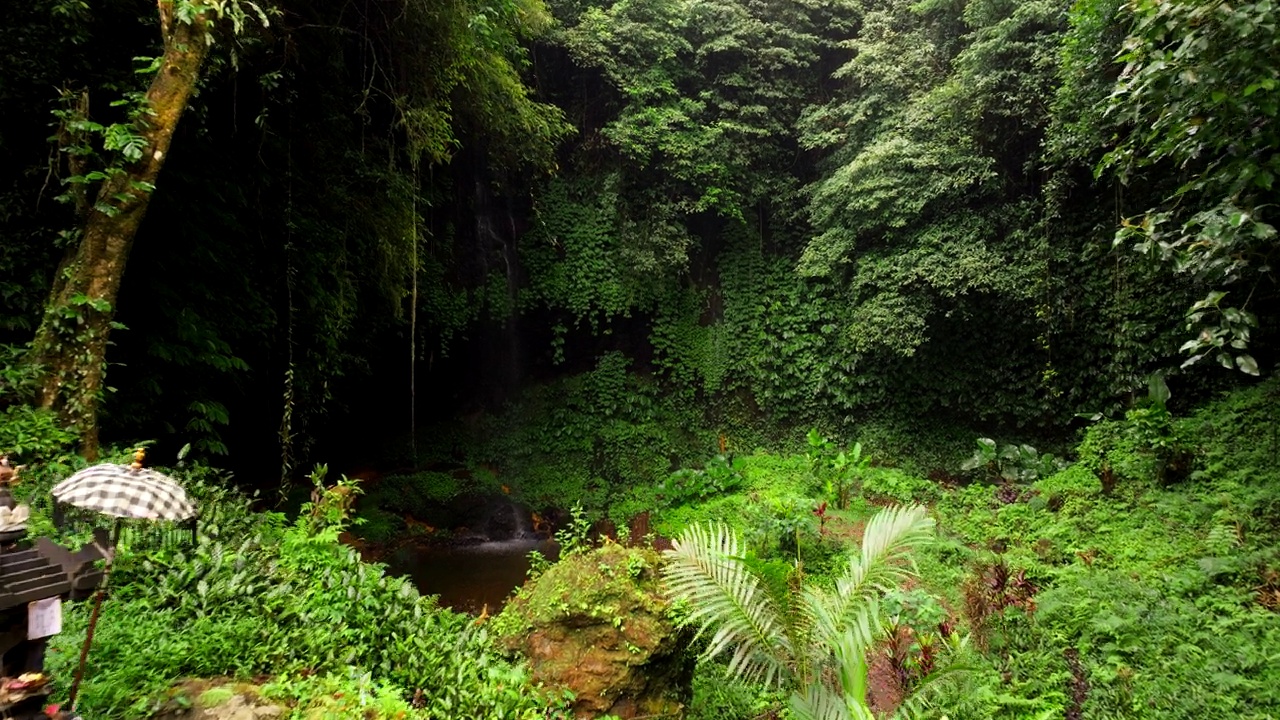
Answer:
[{"xmin": 493, "ymin": 544, "xmax": 692, "ymax": 718}]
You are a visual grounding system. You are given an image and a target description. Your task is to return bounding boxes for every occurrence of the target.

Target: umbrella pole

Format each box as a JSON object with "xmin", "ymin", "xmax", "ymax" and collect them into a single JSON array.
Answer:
[{"xmin": 67, "ymin": 518, "xmax": 119, "ymax": 712}]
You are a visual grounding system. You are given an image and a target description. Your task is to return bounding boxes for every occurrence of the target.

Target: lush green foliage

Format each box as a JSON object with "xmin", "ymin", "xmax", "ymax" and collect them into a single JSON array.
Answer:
[
  {"xmin": 648, "ymin": 379, "xmax": 1280, "ymax": 720},
  {"xmin": 7, "ymin": 316, "xmax": 1280, "ymax": 720},
  {"xmin": 961, "ymin": 437, "xmax": 1067, "ymax": 484},
  {"xmin": 5, "ymin": 0, "xmax": 1280, "ymax": 714},
  {"xmin": 6, "ymin": 0, "xmax": 1277, "ymax": 479},
  {"xmin": 1105, "ymin": 0, "xmax": 1279, "ymax": 374},
  {"xmin": 663, "ymin": 506, "xmax": 967, "ymax": 719},
  {"xmin": 5, "ymin": 457, "xmax": 571, "ymax": 719},
  {"xmin": 443, "ymin": 352, "xmax": 714, "ymax": 517},
  {"xmin": 659, "ymin": 453, "xmax": 744, "ymax": 506},
  {"xmin": 686, "ymin": 660, "xmax": 787, "ymax": 720},
  {"xmin": 0, "ymin": 0, "xmax": 570, "ymax": 473},
  {"xmin": 0, "ymin": 345, "xmax": 78, "ymax": 460},
  {"xmin": 918, "ymin": 379, "xmax": 1280, "ymax": 719},
  {"xmin": 498, "ymin": 0, "xmax": 1280, "ymax": 447}
]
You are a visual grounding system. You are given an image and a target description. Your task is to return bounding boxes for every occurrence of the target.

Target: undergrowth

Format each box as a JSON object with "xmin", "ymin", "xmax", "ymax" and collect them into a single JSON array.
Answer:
[
  {"xmin": 11, "ymin": 457, "xmax": 573, "ymax": 719},
  {"xmin": 641, "ymin": 378, "xmax": 1280, "ymax": 719},
  {"xmin": 921, "ymin": 378, "xmax": 1280, "ymax": 719},
  {"xmin": 9, "ymin": 364, "xmax": 1277, "ymax": 720}
]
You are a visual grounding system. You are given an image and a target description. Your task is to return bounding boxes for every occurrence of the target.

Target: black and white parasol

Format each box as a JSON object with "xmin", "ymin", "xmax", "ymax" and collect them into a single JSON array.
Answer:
[
  {"xmin": 52, "ymin": 461, "xmax": 195, "ymax": 521},
  {"xmin": 53, "ymin": 449, "xmax": 198, "ymax": 712}
]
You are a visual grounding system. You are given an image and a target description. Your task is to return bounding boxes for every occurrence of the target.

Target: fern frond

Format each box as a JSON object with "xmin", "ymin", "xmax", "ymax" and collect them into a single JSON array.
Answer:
[
  {"xmin": 790, "ymin": 683, "xmax": 849, "ymax": 720},
  {"xmin": 662, "ymin": 522, "xmax": 790, "ymax": 687},
  {"xmin": 831, "ymin": 611, "xmax": 880, "ymax": 703}
]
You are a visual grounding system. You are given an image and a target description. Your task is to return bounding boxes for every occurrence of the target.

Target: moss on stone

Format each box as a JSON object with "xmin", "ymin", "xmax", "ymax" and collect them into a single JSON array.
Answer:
[
  {"xmin": 196, "ymin": 686, "xmax": 236, "ymax": 708},
  {"xmin": 493, "ymin": 542, "xmax": 692, "ymax": 718}
]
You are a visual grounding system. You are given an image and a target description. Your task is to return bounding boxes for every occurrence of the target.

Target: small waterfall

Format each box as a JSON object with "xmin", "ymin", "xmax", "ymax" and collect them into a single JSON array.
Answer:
[
  {"xmin": 472, "ymin": 177, "xmax": 522, "ymax": 409},
  {"xmin": 384, "ymin": 491, "xmax": 556, "ymax": 614},
  {"xmin": 512, "ymin": 501, "xmax": 534, "ymax": 538},
  {"xmin": 478, "ymin": 497, "xmax": 538, "ymax": 543}
]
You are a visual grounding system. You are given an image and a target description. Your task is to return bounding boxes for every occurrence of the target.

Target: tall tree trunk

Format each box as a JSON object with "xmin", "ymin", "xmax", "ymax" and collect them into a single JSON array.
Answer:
[{"xmin": 29, "ymin": 1, "xmax": 213, "ymax": 460}]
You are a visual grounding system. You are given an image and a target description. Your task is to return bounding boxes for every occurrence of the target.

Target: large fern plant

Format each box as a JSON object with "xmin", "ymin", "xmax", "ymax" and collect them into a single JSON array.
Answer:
[{"xmin": 662, "ymin": 504, "xmax": 965, "ymax": 720}]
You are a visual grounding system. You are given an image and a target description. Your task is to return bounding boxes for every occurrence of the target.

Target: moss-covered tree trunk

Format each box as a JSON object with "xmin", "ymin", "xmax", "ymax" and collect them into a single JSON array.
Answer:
[{"xmin": 29, "ymin": 1, "xmax": 213, "ymax": 460}]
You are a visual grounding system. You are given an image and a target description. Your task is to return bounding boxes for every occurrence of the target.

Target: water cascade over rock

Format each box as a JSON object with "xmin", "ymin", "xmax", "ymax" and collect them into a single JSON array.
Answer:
[{"xmin": 385, "ymin": 495, "xmax": 555, "ymax": 614}]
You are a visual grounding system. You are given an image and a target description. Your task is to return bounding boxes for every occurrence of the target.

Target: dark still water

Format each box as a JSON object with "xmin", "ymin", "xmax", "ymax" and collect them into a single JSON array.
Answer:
[{"xmin": 386, "ymin": 538, "xmax": 559, "ymax": 614}]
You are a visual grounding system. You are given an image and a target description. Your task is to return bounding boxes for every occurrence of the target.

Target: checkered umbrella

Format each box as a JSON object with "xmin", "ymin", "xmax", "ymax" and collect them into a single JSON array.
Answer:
[
  {"xmin": 51, "ymin": 463, "xmax": 195, "ymax": 521},
  {"xmin": 54, "ymin": 450, "xmax": 198, "ymax": 712}
]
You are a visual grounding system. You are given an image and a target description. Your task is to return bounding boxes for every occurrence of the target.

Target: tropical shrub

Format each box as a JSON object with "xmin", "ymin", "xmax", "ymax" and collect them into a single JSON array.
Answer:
[
  {"xmin": 861, "ymin": 467, "xmax": 941, "ymax": 504},
  {"xmin": 807, "ymin": 430, "xmax": 875, "ymax": 510},
  {"xmin": 659, "ymin": 453, "xmax": 746, "ymax": 507},
  {"xmin": 39, "ymin": 473, "xmax": 569, "ymax": 719},
  {"xmin": 686, "ymin": 659, "xmax": 786, "ymax": 720},
  {"xmin": 961, "ymin": 438, "xmax": 1067, "ymax": 484},
  {"xmin": 662, "ymin": 505, "xmax": 967, "ymax": 719}
]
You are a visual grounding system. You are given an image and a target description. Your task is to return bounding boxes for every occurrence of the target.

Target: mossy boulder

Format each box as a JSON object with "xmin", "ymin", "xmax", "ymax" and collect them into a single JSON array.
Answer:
[
  {"xmin": 152, "ymin": 681, "xmax": 283, "ymax": 720},
  {"xmin": 493, "ymin": 543, "xmax": 692, "ymax": 718}
]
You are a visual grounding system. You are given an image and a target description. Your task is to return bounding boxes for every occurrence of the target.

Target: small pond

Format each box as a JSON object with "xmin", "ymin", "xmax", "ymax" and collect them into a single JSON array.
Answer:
[
  {"xmin": 387, "ymin": 538, "xmax": 558, "ymax": 614},
  {"xmin": 383, "ymin": 496, "xmax": 558, "ymax": 614}
]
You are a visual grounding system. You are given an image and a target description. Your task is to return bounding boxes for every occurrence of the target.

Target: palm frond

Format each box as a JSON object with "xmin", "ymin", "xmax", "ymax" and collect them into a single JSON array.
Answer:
[
  {"xmin": 662, "ymin": 522, "xmax": 790, "ymax": 687},
  {"xmin": 790, "ymin": 682, "xmax": 876, "ymax": 720},
  {"xmin": 805, "ymin": 586, "xmax": 882, "ymax": 654},
  {"xmin": 823, "ymin": 504, "xmax": 934, "ymax": 637},
  {"xmin": 829, "ymin": 615, "xmax": 879, "ymax": 705}
]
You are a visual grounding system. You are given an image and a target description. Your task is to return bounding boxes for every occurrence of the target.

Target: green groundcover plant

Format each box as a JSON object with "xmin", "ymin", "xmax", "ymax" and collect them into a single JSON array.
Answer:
[{"xmin": 13, "ymin": 459, "xmax": 572, "ymax": 719}]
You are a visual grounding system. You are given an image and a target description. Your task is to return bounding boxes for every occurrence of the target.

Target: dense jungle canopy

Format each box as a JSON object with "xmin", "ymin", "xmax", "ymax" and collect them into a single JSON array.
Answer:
[
  {"xmin": 1, "ymin": 0, "xmax": 1277, "ymax": 475},
  {"xmin": 3, "ymin": 2, "xmax": 1280, "ymax": 719}
]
